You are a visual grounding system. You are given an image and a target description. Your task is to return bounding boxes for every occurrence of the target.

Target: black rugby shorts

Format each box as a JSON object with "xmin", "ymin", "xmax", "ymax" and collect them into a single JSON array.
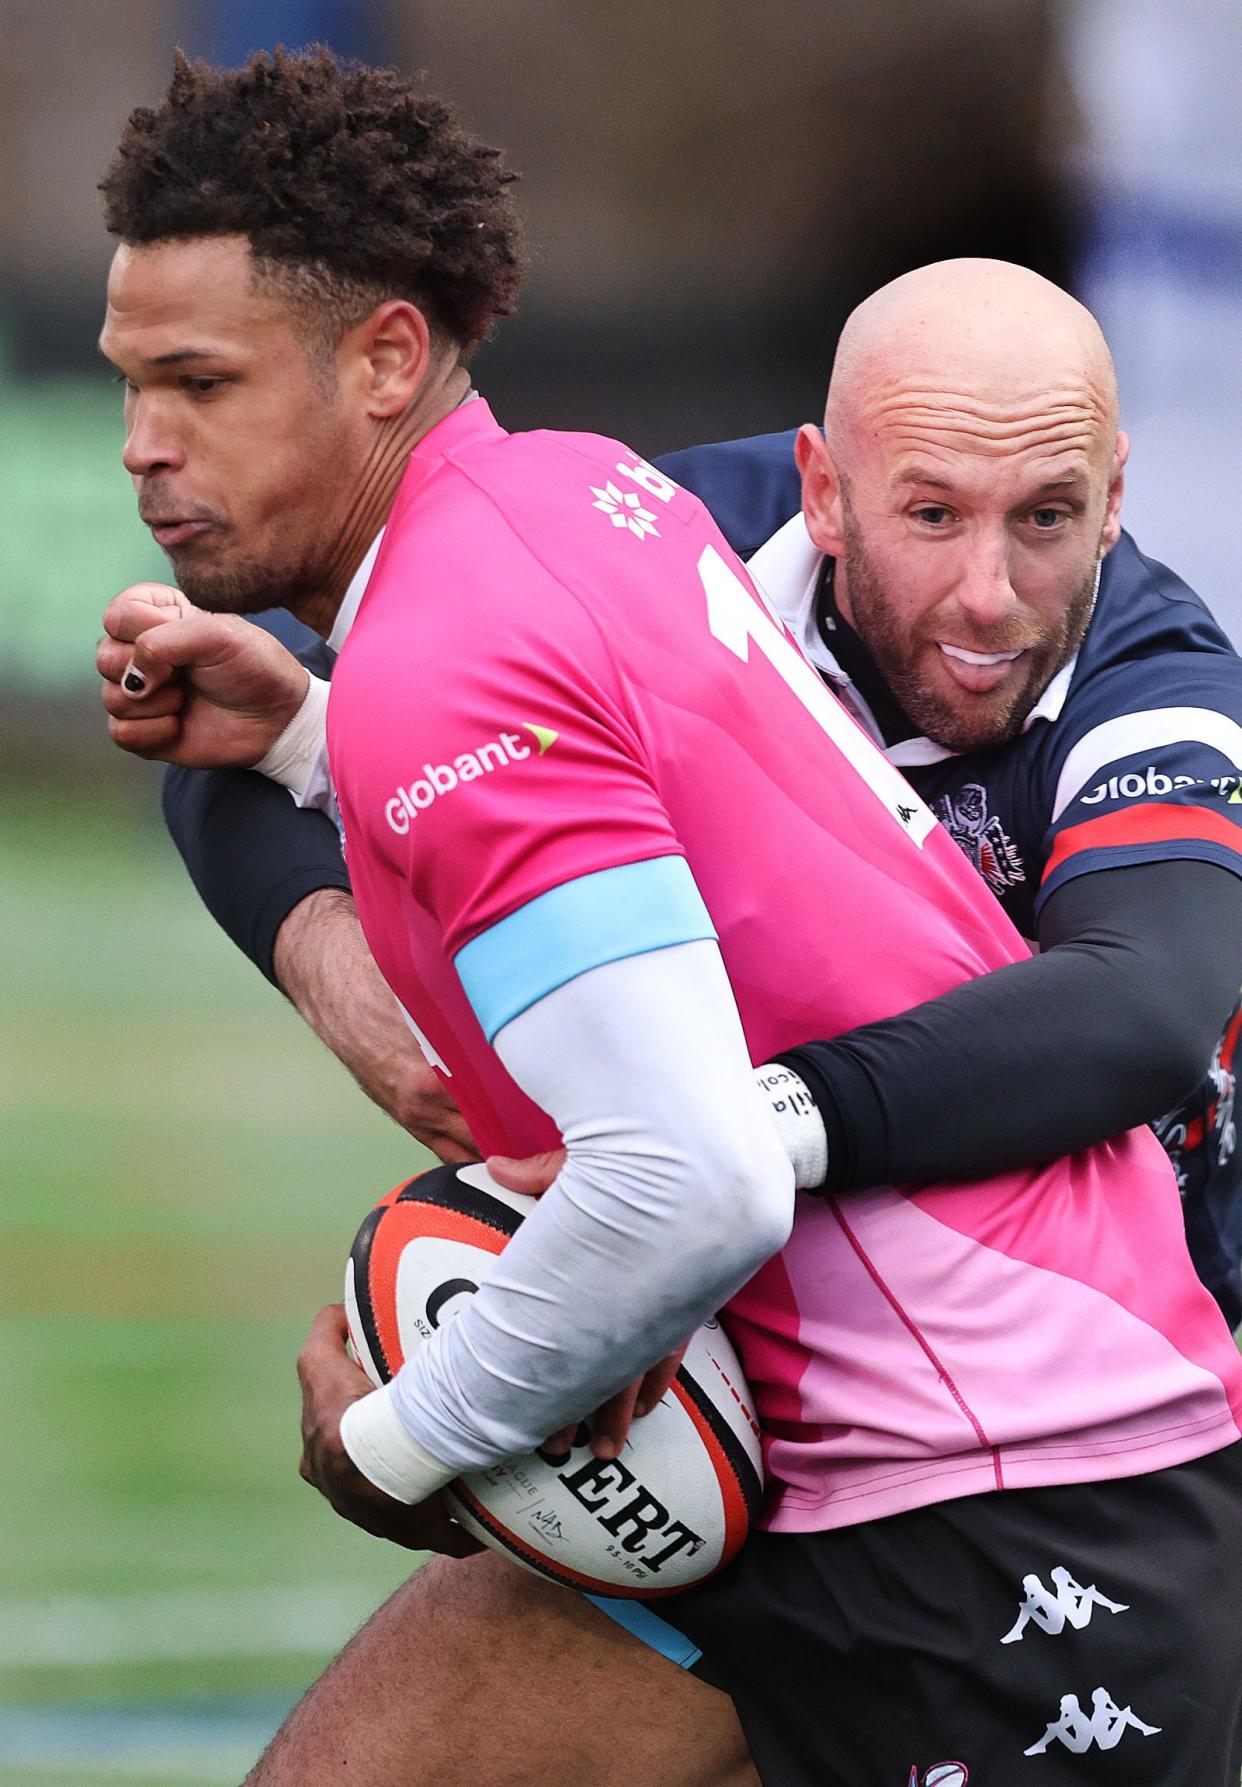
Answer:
[{"xmin": 664, "ymin": 1440, "xmax": 1242, "ymax": 1785}]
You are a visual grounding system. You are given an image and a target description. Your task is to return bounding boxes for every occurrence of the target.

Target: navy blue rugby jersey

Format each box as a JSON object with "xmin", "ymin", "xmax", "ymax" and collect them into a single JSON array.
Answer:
[{"xmin": 662, "ymin": 433, "xmax": 1242, "ymax": 1321}]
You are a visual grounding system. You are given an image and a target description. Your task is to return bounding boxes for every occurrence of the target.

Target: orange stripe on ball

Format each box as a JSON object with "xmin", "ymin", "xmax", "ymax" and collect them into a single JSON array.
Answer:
[
  {"xmin": 367, "ymin": 1200, "xmax": 510, "ymax": 1376},
  {"xmin": 670, "ymin": 1379, "xmax": 750, "ymax": 1568}
]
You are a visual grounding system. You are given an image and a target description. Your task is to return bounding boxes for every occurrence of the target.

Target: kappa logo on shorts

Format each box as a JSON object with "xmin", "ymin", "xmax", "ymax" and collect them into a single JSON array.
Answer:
[
  {"xmin": 906, "ymin": 1763, "xmax": 969, "ymax": 1785},
  {"xmin": 1024, "ymin": 1687, "xmax": 1161, "ymax": 1756},
  {"xmin": 1000, "ymin": 1566, "xmax": 1128, "ymax": 1644}
]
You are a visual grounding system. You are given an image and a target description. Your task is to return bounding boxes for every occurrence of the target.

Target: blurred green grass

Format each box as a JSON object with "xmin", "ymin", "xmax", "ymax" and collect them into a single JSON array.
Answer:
[{"xmin": 1, "ymin": 781, "xmax": 434, "ymax": 1778}]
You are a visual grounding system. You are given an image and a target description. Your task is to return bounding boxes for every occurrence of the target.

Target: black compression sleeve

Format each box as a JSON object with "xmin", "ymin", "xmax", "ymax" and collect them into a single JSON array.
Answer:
[
  {"xmin": 162, "ymin": 762, "xmax": 349, "ymax": 986},
  {"xmin": 778, "ymin": 859, "xmax": 1242, "ymax": 1191},
  {"xmin": 160, "ymin": 618, "xmax": 345, "ymax": 988}
]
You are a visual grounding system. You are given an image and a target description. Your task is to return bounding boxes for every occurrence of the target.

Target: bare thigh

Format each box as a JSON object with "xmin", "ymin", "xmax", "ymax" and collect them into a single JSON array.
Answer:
[{"xmin": 243, "ymin": 1549, "xmax": 758, "ymax": 1787}]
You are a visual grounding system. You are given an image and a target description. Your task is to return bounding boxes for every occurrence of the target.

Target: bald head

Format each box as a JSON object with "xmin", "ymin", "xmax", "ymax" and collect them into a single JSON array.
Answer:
[
  {"xmin": 796, "ymin": 258, "xmax": 1129, "ymax": 755},
  {"xmin": 824, "ymin": 259, "xmax": 1118, "ymax": 467}
]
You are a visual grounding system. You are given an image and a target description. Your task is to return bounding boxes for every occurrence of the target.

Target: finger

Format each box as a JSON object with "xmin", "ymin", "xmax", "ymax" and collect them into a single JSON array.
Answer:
[
  {"xmin": 436, "ymin": 1523, "xmax": 486, "ymax": 1559},
  {"xmin": 297, "ymin": 1304, "xmax": 366, "ymax": 1395},
  {"xmin": 123, "ymin": 626, "xmax": 199, "ymax": 698},
  {"xmin": 112, "ymin": 618, "xmax": 185, "ymax": 698},
  {"xmin": 133, "ymin": 611, "xmax": 247, "ymax": 670},
  {"xmin": 484, "ymin": 1148, "xmax": 567, "ymax": 1196},
  {"xmin": 102, "ymin": 589, "xmax": 191, "ymax": 646},
  {"xmin": 634, "ymin": 1343, "xmax": 688, "ymax": 1418},
  {"xmin": 541, "ymin": 1422, "xmax": 578, "ymax": 1454},
  {"xmin": 314, "ymin": 1302, "xmax": 351, "ymax": 1344},
  {"xmin": 101, "ymin": 678, "xmax": 185, "ymax": 720},
  {"xmin": 425, "ymin": 1136, "xmax": 484, "ymax": 1166},
  {"xmin": 589, "ymin": 1377, "xmax": 644, "ymax": 1460},
  {"xmin": 106, "ymin": 713, "xmax": 183, "ymax": 758},
  {"xmin": 124, "ymin": 581, "xmax": 188, "ymax": 610},
  {"xmin": 398, "ymin": 1495, "xmax": 485, "ymax": 1559},
  {"xmin": 103, "ymin": 605, "xmax": 234, "ymax": 699},
  {"xmin": 96, "ymin": 637, "xmax": 133, "ymax": 684},
  {"xmin": 98, "ymin": 608, "xmax": 183, "ymax": 697},
  {"xmin": 298, "ymin": 1302, "xmax": 352, "ymax": 1364}
]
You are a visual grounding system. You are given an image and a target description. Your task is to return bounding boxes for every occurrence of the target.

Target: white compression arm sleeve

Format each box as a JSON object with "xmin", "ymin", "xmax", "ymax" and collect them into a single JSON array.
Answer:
[{"xmin": 342, "ymin": 940, "xmax": 795, "ymax": 1501}]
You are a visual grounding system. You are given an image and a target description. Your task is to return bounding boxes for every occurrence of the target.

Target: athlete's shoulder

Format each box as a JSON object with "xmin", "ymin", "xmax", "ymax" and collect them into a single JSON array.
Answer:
[
  {"xmin": 1035, "ymin": 532, "xmax": 1242, "ymax": 757},
  {"xmin": 398, "ymin": 403, "xmax": 724, "ymax": 572},
  {"xmin": 655, "ymin": 431, "xmax": 802, "ymax": 560},
  {"xmin": 1028, "ymin": 544, "xmax": 1242, "ymax": 904}
]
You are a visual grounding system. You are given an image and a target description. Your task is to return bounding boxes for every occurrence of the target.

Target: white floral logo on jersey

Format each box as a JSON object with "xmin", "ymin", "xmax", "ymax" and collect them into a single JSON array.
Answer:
[{"xmin": 590, "ymin": 480, "xmax": 661, "ymax": 539}]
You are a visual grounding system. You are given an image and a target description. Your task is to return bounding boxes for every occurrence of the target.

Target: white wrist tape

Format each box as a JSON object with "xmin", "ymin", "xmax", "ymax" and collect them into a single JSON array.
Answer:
[
  {"xmin": 754, "ymin": 1062, "xmax": 828, "ymax": 1191},
  {"xmin": 339, "ymin": 1382, "xmax": 457, "ymax": 1506},
  {"xmin": 254, "ymin": 673, "xmax": 330, "ymax": 802}
]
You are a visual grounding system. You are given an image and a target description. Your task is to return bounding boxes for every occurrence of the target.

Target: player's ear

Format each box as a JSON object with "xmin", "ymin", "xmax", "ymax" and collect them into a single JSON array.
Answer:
[
  {"xmin": 1100, "ymin": 430, "xmax": 1129, "ymax": 555},
  {"xmin": 350, "ymin": 300, "xmax": 434, "ymax": 418},
  {"xmin": 797, "ymin": 424, "xmax": 846, "ymax": 558}
]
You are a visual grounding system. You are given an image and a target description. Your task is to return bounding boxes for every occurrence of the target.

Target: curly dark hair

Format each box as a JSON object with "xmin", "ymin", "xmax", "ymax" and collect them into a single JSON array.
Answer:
[{"xmin": 100, "ymin": 46, "xmax": 525, "ymax": 352}]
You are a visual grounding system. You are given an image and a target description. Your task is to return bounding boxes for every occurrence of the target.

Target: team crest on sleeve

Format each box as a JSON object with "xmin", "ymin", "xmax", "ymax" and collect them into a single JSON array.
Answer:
[{"xmin": 934, "ymin": 783, "xmax": 1025, "ymax": 896}]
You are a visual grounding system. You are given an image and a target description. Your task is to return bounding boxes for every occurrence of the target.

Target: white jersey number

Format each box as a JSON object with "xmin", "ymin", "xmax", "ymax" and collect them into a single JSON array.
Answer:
[{"xmin": 699, "ymin": 545, "xmax": 935, "ymax": 846}]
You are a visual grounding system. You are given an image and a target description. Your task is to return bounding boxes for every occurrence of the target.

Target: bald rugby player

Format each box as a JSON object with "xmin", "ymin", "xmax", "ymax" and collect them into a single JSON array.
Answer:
[{"xmin": 94, "ymin": 59, "xmax": 1242, "ymax": 1787}]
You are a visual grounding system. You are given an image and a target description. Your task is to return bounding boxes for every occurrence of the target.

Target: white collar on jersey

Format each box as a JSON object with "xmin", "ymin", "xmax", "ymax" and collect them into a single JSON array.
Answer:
[
  {"xmin": 745, "ymin": 512, "xmax": 1081, "ymax": 767},
  {"xmin": 325, "ymin": 390, "xmax": 483, "ymax": 655},
  {"xmin": 328, "ymin": 529, "xmax": 384, "ymax": 654}
]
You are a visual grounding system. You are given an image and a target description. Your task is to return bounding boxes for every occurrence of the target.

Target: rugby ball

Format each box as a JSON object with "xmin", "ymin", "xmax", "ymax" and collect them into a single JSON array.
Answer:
[{"xmin": 344, "ymin": 1162, "xmax": 764, "ymax": 1596}]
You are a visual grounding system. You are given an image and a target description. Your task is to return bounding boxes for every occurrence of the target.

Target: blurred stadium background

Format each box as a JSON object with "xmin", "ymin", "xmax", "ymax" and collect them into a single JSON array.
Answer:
[{"xmin": 1, "ymin": 1, "xmax": 1238, "ymax": 1779}]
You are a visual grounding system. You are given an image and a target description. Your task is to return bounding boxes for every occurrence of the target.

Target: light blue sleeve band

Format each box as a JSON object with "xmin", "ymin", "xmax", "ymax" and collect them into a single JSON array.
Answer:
[
  {"xmin": 455, "ymin": 855, "xmax": 717, "ymax": 1042},
  {"xmin": 585, "ymin": 1594, "xmax": 704, "ymax": 1669}
]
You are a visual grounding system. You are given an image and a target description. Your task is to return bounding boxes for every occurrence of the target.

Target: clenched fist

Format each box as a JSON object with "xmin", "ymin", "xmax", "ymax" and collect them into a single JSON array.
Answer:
[{"xmin": 97, "ymin": 583, "xmax": 310, "ymax": 768}]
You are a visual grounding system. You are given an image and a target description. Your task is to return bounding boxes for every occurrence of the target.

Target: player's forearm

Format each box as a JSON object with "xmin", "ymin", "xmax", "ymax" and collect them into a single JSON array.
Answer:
[
  {"xmin": 158, "ymin": 621, "xmax": 346, "ymax": 984},
  {"xmin": 781, "ymin": 859, "xmax": 1242, "ymax": 1191},
  {"xmin": 274, "ymin": 888, "xmax": 479, "ymax": 1160},
  {"xmin": 348, "ymin": 942, "xmax": 793, "ymax": 1494},
  {"xmin": 162, "ymin": 760, "xmax": 351, "ymax": 984}
]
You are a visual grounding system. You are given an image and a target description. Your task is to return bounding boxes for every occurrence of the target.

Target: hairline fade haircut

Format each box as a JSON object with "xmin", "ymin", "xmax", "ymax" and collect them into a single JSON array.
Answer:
[{"xmin": 99, "ymin": 45, "xmax": 525, "ymax": 363}]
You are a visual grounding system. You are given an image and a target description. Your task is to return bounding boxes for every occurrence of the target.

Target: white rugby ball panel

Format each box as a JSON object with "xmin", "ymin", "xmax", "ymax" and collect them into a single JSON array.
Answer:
[
  {"xmin": 346, "ymin": 1166, "xmax": 534, "ymax": 1385},
  {"xmin": 344, "ymin": 1163, "xmax": 764, "ymax": 1595},
  {"xmin": 344, "ymin": 1255, "xmax": 384, "ymax": 1389}
]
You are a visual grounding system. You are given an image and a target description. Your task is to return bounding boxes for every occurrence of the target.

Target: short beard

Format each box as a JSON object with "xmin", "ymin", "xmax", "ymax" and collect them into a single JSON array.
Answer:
[
  {"xmin": 170, "ymin": 544, "xmax": 330, "ymax": 619},
  {"xmin": 839, "ymin": 507, "xmax": 1100, "ymax": 754}
]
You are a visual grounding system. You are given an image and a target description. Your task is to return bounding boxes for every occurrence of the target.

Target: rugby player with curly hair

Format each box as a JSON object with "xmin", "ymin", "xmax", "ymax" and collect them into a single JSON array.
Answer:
[{"xmin": 97, "ymin": 49, "xmax": 1242, "ymax": 1786}]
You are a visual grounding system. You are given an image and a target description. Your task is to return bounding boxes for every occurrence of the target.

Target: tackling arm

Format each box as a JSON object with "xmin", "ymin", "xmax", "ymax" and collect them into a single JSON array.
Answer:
[{"xmin": 783, "ymin": 858, "xmax": 1242, "ymax": 1190}]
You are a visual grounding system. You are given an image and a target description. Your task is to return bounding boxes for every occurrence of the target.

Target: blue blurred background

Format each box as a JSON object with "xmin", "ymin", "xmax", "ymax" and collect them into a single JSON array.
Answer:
[{"xmin": 1, "ymin": 2, "xmax": 1239, "ymax": 1780}]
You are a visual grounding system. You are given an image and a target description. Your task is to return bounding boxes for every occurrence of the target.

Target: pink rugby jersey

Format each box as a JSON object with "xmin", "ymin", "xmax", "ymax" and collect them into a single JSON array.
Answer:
[{"xmin": 329, "ymin": 399, "xmax": 1242, "ymax": 1532}]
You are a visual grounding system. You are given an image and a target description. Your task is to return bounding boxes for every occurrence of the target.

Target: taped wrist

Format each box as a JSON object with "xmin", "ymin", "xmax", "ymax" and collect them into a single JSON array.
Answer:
[
  {"xmin": 753, "ymin": 1061, "xmax": 829, "ymax": 1191},
  {"xmin": 254, "ymin": 673, "xmax": 330, "ymax": 802},
  {"xmin": 339, "ymin": 1382, "xmax": 456, "ymax": 1505}
]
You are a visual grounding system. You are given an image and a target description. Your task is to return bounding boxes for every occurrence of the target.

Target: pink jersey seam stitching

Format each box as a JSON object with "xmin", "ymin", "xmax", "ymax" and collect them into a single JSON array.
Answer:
[{"xmin": 829, "ymin": 1198, "xmax": 1002, "ymax": 1485}]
